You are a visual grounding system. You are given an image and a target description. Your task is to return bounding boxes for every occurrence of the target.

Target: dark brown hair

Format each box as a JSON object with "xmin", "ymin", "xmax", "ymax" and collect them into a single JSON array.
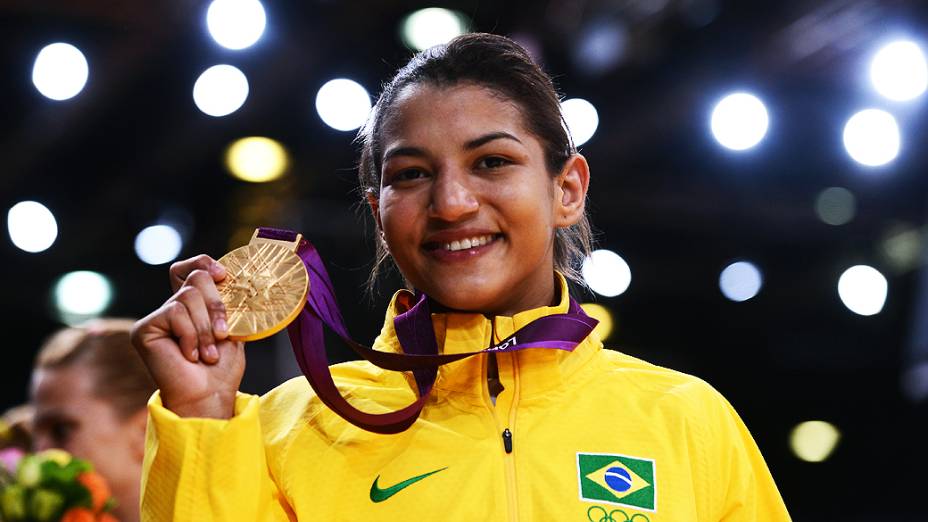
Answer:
[
  {"xmin": 35, "ymin": 318, "xmax": 156, "ymax": 419},
  {"xmin": 358, "ymin": 32, "xmax": 593, "ymax": 291}
]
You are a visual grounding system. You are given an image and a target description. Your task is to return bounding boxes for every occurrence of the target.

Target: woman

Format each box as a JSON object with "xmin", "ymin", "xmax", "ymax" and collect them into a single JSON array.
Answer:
[
  {"xmin": 132, "ymin": 33, "xmax": 790, "ymax": 521},
  {"xmin": 31, "ymin": 318, "xmax": 156, "ymax": 522}
]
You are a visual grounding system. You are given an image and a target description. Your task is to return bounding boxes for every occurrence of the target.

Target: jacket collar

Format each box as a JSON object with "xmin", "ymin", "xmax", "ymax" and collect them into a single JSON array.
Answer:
[{"xmin": 371, "ymin": 274, "xmax": 603, "ymax": 402}]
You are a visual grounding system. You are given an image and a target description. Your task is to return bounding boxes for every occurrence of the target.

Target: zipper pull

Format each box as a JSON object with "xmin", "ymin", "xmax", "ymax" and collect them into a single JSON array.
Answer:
[{"xmin": 502, "ymin": 428, "xmax": 513, "ymax": 453}]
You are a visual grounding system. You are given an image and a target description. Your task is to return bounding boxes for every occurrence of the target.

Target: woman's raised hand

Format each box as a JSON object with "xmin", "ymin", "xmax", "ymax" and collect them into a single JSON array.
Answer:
[{"xmin": 131, "ymin": 255, "xmax": 245, "ymax": 419}]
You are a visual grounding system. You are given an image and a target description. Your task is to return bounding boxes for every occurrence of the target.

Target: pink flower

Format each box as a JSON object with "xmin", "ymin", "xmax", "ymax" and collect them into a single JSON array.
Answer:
[{"xmin": 0, "ymin": 448, "xmax": 24, "ymax": 473}]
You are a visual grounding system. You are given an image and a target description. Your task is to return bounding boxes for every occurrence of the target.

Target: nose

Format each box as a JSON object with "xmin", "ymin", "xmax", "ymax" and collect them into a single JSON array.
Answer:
[{"xmin": 427, "ymin": 168, "xmax": 479, "ymax": 222}]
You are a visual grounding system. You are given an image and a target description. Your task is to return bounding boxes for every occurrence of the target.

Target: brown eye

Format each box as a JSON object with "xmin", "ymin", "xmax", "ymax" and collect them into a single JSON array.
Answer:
[{"xmin": 476, "ymin": 156, "xmax": 510, "ymax": 170}]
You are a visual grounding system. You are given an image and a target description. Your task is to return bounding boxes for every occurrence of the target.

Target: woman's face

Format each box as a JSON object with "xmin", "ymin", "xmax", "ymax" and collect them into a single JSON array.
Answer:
[
  {"xmin": 372, "ymin": 83, "xmax": 586, "ymax": 315},
  {"xmin": 31, "ymin": 365, "xmax": 145, "ymax": 507}
]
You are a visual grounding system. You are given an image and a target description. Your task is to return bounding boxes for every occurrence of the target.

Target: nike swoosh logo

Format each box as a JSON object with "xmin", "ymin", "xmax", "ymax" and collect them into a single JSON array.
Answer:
[{"xmin": 369, "ymin": 467, "xmax": 448, "ymax": 503}]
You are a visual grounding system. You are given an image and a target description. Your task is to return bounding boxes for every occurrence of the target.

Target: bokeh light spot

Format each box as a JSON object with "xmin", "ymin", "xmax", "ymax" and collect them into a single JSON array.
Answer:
[
  {"xmin": 7, "ymin": 201, "xmax": 58, "ymax": 253},
  {"xmin": 207, "ymin": 0, "xmax": 267, "ymax": 50},
  {"xmin": 562, "ymin": 98, "xmax": 599, "ymax": 146},
  {"xmin": 315, "ymin": 79, "xmax": 372, "ymax": 132},
  {"xmin": 837, "ymin": 265, "xmax": 888, "ymax": 316},
  {"xmin": 135, "ymin": 225, "xmax": 184, "ymax": 265},
  {"xmin": 193, "ymin": 64, "xmax": 249, "ymax": 117},
  {"xmin": 790, "ymin": 420, "xmax": 841, "ymax": 463},
  {"xmin": 582, "ymin": 249, "xmax": 632, "ymax": 297},
  {"xmin": 32, "ymin": 43, "xmax": 89, "ymax": 101},
  {"xmin": 225, "ymin": 136, "xmax": 289, "ymax": 182},
  {"xmin": 843, "ymin": 109, "xmax": 900, "ymax": 167},
  {"xmin": 710, "ymin": 92, "xmax": 769, "ymax": 151},
  {"xmin": 815, "ymin": 187, "xmax": 856, "ymax": 226},
  {"xmin": 719, "ymin": 261, "xmax": 763, "ymax": 302},
  {"xmin": 401, "ymin": 8, "xmax": 468, "ymax": 51},
  {"xmin": 870, "ymin": 40, "xmax": 928, "ymax": 102}
]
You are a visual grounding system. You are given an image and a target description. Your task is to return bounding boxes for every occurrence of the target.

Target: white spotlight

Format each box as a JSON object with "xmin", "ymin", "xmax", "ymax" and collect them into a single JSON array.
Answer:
[
  {"xmin": 193, "ymin": 64, "xmax": 249, "ymax": 117},
  {"xmin": 719, "ymin": 261, "xmax": 763, "ymax": 302},
  {"xmin": 561, "ymin": 98, "xmax": 599, "ymax": 146},
  {"xmin": 32, "ymin": 43, "xmax": 89, "ymax": 101},
  {"xmin": 7, "ymin": 201, "xmax": 58, "ymax": 253},
  {"xmin": 838, "ymin": 265, "xmax": 888, "ymax": 316},
  {"xmin": 401, "ymin": 8, "xmax": 468, "ymax": 51},
  {"xmin": 135, "ymin": 225, "xmax": 183, "ymax": 265},
  {"xmin": 582, "ymin": 249, "xmax": 632, "ymax": 297},
  {"xmin": 710, "ymin": 92, "xmax": 769, "ymax": 151},
  {"xmin": 206, "ymin": 0, "xmax": 267, "ymax": 50},
  {"xmin": 843, "ymin": 109, "xmax": 900, "ymax": 167},
  {"xmin": 870, "ymin": 40, "xmax": 928, "ymax": 102},
  {"xmin": 315, "ymin": 79, "xmax": 372, "ymax": 132},
  {"xmin": 54, "ymin": 271, "xmax": 113, "ymax": 323}
]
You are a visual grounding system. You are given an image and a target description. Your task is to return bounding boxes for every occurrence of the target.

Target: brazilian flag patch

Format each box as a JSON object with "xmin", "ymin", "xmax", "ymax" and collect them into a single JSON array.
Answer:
[{"xmin": 577, "ymin": 453, "xmax": 656, "ymax": 511}]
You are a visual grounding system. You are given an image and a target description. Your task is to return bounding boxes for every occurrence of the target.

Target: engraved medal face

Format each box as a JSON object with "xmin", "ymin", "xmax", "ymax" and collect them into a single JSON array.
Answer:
[{"xmin": 216, "ymin": 242, "xmax": 309, "ymax": 341}]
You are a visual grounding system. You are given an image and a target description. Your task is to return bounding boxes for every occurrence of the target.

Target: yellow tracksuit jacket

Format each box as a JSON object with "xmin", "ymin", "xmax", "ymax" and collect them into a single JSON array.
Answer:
[{"xmin": 141, "ymin": 279, "xmax": 791, "ymax": 521}]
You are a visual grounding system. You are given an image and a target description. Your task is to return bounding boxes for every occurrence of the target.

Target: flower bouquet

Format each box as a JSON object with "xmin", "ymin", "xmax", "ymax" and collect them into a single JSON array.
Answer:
[{"xmin": 0, "ymin": 448, "xmax": 117, "ymax": 522}]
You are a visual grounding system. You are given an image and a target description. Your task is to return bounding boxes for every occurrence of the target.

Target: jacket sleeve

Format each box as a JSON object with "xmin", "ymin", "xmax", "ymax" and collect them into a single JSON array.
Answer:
[
  {"xmin": 140, "ymin": 391, "xmax": 295, "ymax": 521},
  {"xmin": 703, "ymin": 387, "xmax": 791, "ymax": 522}
]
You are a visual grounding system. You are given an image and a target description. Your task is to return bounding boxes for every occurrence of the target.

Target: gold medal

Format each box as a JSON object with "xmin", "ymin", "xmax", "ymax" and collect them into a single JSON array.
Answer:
[{"xmin": 216, "ymin": 229, "xmax": 309, "ymax": 341}]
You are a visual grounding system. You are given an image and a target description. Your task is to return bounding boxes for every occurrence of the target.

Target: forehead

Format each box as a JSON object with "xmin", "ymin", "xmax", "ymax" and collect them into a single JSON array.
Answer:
[
  {"xmin": 32, "ymin": 365, "xmax": 93, "ymax": 404},
  {"xmin": 382, "ymin": 83, "xmax": 531, "ymax": 144}
]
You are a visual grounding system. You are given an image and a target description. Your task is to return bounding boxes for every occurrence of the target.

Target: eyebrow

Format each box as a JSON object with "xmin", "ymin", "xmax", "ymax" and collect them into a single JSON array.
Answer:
[{"xmin": 382, "ymin": 131, "xmax": 523, "ymax": 162}]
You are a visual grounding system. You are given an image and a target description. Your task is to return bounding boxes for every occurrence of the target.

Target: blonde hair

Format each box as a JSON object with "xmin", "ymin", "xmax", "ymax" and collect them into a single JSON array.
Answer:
[{"xmin": 35, "ymin": 318, "xmax": 156, "ymax": 419}]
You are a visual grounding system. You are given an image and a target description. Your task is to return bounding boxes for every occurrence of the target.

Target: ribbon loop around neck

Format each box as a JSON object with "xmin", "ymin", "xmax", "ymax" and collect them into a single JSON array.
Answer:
[{"xmin": 265, "ymin": 228, "xmax": 598, "ymax": 434}]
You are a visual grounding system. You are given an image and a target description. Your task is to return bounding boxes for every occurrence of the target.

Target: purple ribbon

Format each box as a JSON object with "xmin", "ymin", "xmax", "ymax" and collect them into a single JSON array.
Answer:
[{"xmin": 258, "ymin": 228, "xmax": 598, "ymax": 434}]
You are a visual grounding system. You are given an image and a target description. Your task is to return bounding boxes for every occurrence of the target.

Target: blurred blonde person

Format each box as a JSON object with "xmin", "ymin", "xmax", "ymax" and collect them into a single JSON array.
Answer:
[{"xmin": 31, "ymin": 319, "xmax": 155, "ymax": 522}]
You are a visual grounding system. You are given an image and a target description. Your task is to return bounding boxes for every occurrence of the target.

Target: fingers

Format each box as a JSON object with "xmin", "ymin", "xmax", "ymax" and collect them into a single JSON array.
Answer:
[{"xmin": 169, "ymin": 254, "xmax": 226, "ymax": 293}]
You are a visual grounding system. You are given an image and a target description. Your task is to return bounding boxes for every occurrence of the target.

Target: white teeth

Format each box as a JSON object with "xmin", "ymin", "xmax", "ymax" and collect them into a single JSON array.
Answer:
[{"xmin": 444, "ymin": 235, "xmax": 494, "ymax": 252}]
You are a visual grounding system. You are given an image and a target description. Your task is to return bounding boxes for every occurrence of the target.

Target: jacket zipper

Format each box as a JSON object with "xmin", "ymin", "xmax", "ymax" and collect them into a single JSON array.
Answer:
[{"xmin": 502, "ymin": 350, "xmax": 521, "ymax": 522}]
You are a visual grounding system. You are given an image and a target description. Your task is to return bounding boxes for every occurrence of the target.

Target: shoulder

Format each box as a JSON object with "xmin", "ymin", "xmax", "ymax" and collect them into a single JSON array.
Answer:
[
  {"xmin": 596, "ymin": 348, "xmax": 735, "ymax": 421},
  {"xmin": 255, "ymin": 360, "xmax": 415, "ymax": 445}
]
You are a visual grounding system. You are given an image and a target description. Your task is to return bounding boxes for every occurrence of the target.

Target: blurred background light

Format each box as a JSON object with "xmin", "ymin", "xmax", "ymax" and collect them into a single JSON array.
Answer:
[
  {"xmin": 193, "ymin": 64, "xmax": 249, "ymax": 117},
  {"xmin": 790, "ymin": 420, "xmax": 841, "ymax": 463},
  {"xmin": 134, "ymin": 225, "xmax": 183, "ymax": 265},
  {"xmin": 32, "ymin": 43, "xmax": 89, "ymax": 101},
  {"xmin": 838, "ymin": 265, "xmax": 888, "ymax": 316},
  {"xmin": 315, "ymin": 78, "xmax": 372, "ymax": 132},
  {"xmin": 879, "ymin": 225, "xmax": 923, "ymax": 274},
  {"xmin": 580, "ymin": 303, "xmax": 615, "ymax": 341},
  {"xmin": 206, "ymin": 0, "xmax": 267, "ymax": 50},
  {"xmin": 7, "ymin": 201, "xmax": 58, "ymax": 253},
  {"xmin": 225, "ymin": 136, "xmax": 289, "ymax": 182},
  {"xmin": 870, "ymin": 40, "xmax": 928, "ymax": 102},
  {"xmin": 719, "ymin": 261, "xmax": 763, "ymax": 302},
  {"xmin": 573, "ymin": 20, "xmax": 628, "ymax": 75},
  {"xmin": 582, "ymin": 249, "xmax": 632, "ymax": 297},
  {"xmin": 814, "ymin": 187, "xmax": 856, "ymax": 226},
  {"xmin": 401, "ymin": 8, "xmax": 468, "ymax": 51},
  {"xmin": 53, "ymin": 271, "xmax": 113, "ymax": 325},
  {"xmin": 561, "ymin": 98, "xmax": 599, "ymax": 146},
  {"xmin": 843, "ymin": 109, "xmax": 900, "ymax": 167},
  {"xmin": 710, "ymin": 92, "xmax": 769, "ymax": 151}
]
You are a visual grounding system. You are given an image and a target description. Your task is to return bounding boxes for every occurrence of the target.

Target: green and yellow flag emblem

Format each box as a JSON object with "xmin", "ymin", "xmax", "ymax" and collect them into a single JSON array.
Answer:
[{"xmin": 577, "ymin": 453, "xmax": 656, "ymax": 511}]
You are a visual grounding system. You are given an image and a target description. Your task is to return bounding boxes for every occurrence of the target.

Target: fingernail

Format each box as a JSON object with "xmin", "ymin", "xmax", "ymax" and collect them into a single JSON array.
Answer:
[
  {"xmin": 210, "ymin": 262, "xmax": 225, "ymax": 276},
  {"xmin": 192, "ymin": 348, "xmax": 199, "ymax": 361},
  {"xmin": 215, "ymin": 318, "xmax": 227, "ymax": 334},
  {"xmin": 206, "ymin": 344, "xmax": 219, "ymax": 360}
]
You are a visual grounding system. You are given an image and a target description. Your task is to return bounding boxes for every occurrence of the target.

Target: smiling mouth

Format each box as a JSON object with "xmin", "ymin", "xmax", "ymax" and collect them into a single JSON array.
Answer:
[{"xmin": 424, "ymin": 234, "xmax": 502, "ymax": 252}]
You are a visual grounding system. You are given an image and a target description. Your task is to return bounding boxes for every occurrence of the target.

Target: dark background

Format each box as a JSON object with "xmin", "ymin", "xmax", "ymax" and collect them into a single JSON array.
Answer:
[{"xmin": 3, "ymin": 0, "xmax": 927, "ymax": 519}]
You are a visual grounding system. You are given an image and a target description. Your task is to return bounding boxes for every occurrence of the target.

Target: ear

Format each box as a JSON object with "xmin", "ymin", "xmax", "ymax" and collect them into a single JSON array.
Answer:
[
  {"xmin": 553, "ymin": 154, "xmax": 590, "ymax": 228},
  {"xmin": 366, "ymin": 190, "xmax": 388, "ymax": 247},
  {"xmin": 126, "ymin": 407, "xmax": 149, "ymax": 462}
]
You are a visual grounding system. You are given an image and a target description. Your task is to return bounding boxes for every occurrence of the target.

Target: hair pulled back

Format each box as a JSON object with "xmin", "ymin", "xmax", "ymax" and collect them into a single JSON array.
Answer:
[
  {"xmin": 35, "ymin": 318, "xmax": 156, "ymax": 420},
  {"xmin": 358, "ymin": 32, "xmax": 592, "ymax": 291}
]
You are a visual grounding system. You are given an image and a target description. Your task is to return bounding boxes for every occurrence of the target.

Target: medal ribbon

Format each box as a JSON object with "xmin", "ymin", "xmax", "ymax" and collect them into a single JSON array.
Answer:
[{"xmin": 258, "ymin": 228, "xmax": 598, "ymax": 434}]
